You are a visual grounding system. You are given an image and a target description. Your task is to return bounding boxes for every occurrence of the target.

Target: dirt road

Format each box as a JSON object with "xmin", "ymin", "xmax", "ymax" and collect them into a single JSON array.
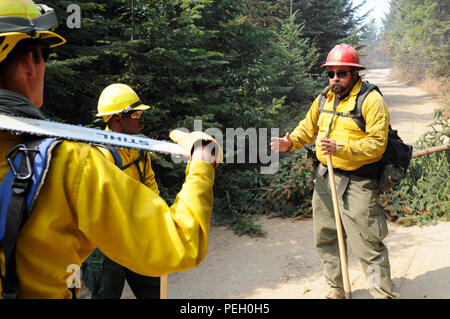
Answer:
[
  {"xmin": 81, "ymin": 68, "xmax": 448, "ymax": 299},
  {"xmin": 362, "ymin": 68, "xmax": 442, "ymax": 146}
]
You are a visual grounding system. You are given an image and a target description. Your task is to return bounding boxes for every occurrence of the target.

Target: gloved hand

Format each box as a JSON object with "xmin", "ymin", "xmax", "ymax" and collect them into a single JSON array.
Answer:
[{"xmin": 169, "ymin": 130, "xmax": 223, "ymax": 167}]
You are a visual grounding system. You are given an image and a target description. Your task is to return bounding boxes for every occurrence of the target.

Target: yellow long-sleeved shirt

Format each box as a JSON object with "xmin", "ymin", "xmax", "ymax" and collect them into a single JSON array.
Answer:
[
  {"xmin": 289, "ymin": 79, "xmax": 390, "ymax": 171},
  {"xmin": 0, "ymin": 131, "xmax": 214, "ymax": 298},
  {"xmin": 96, "ymin": 146, "xmax": 159, "ymax": 194}
]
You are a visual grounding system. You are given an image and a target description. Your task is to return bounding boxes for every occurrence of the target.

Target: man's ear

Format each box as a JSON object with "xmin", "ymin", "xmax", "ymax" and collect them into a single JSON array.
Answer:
[
  {"xmin": 109, "ymin": 116, "xmax": 122, "ymax": 131},
  {"xmin": 20, "ymin": 51, "xmax": 38, "ymax": 78}
]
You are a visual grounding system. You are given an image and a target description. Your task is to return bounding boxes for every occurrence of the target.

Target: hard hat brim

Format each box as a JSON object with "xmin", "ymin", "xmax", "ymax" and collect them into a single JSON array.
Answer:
[
  {"xmin": 321, "ymin": 62, "xmax": 366, "ymax": 70},
  {"xmin": 36, "ymin": 31, "xmax": 67, "ymax": 48},
  {"xmin": 0, "ymin": 30, "xmax": 66, "ymax": 47},
  {"xmin": 131, "ymin": 103, "xmax": 150, "ymax": 111},
  {"xmin": 96, "ymin": 103, "xmax": 150, "ymax": 117},
  {"xmin": 0, "ymin": 31, "xmax": 66, "ymax": 63}
]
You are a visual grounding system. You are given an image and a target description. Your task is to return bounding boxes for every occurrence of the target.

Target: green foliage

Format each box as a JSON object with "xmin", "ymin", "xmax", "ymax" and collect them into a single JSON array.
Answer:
[
  {"xmin": 40, "ymin": 0, "xmax": 372, "ymax": 236},
  {"xmin": 212, "ymin": 167, "xmax": 268, "ymax": 237},
  {"xmin": 253, "ymin": 151, "xmax": 316, "ymax": 219},
  {"xmin": 383, "ymin": 0, "xmax": 450, "ymax": 81},
  {"xmin": 380, "ymin": 110, "xmax": 450, "ymax": 226},
  {"xmin": 268, "ymin": 11, "xmax": 319, "ymax": 107},
  {"xmin": 285, "ymin": 0, "xmax": 369, "ymax": 74}
]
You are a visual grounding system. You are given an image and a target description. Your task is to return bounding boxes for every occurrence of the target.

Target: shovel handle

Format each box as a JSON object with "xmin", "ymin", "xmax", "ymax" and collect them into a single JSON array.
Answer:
[
  {"xmin": 160, "ymin": 274, "xmax": 168, "ymax": 299},
  {"xmin": 326, "ymin": 155, "xmax": 352, "ymax": 299}
]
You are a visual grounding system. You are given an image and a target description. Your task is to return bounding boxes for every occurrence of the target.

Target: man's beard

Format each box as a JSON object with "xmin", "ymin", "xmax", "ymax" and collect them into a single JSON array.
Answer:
[
  {"xmin": 330, "ymin": 81, "xmax": 349, "ymax": 96},
  {"xmin": 330, "ymin": 75, "xmax": 358, "ymax": 96}
]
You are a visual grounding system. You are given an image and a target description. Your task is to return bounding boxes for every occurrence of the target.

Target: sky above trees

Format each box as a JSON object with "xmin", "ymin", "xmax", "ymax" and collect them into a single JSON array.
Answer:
[{"xmin": 352, "ymin": 0, "xmax": 390, "ymax": 29}]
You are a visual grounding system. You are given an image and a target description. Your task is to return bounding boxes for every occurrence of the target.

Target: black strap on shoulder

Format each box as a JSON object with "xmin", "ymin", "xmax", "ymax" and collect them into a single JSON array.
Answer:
[
  {"xmin": 140, "ymin": 151, "xmax": 149, "ymax": 185},
  {"xmin": 102, "ymin": 145, "xmax": 147, "ymax": 184},
  {"xmin": 121, "ymin": 151, "xmax": 143, "ymax": 170},
  {"xmin": 318, "ymin": 81, "xmax": 382, "ymax": 133},
  {"xmin": 352, "ymin": 81, "xmax": 382, "ymax": 132},
  {"xmin": 318, "ymin": 86, "xmax": 329, "ymax": 113},
  {"xmin": 1, "ymin": 138, "xmax": 42, "ymax": 299},
  {"xmin": 103, "ymin": 145, "xmax": 123, "ymax": 168},
  {"xmin": 126, "ymin": 151, "xmax": 146, "ymax": 184}
]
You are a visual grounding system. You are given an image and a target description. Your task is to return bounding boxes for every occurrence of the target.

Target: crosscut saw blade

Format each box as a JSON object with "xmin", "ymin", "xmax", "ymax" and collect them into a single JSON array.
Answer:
[{"xmin": 0, "ymin": 114, "xmax": 189, "ymax": 157}]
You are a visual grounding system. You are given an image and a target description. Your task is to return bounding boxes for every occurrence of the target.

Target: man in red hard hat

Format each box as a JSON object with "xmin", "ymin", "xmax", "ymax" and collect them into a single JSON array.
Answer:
[{"xmin": 271, "ymin": 44, "xmax": 399, "ymax": 299}]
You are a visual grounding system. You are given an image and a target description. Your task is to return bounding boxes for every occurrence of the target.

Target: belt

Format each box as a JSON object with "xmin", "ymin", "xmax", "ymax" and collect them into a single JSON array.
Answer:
[
  {"xmin": 327, "ymin": 161, "xmax": 379, "ymax": 178},
  {"xmin": 317, "ymin": 161, "xmax": 379, "ymax": 198}
]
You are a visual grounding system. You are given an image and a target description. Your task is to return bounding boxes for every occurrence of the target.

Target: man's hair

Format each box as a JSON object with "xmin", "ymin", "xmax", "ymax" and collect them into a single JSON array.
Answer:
[
  {"xmin": 0, "ymin": 38, "xmax": 43, "ymax": 86},
  {"xmin": 349, "ymin": 66, "xmax": 360, "ymax": 83}
]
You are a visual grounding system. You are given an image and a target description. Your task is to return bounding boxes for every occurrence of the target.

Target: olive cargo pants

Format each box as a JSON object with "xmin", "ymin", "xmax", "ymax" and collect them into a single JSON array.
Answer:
[
  {"xmin": 312, "ymin": 164, "xmax": 399, "ymax": 299},
  {"xmin": 82, "ymin": 248, "xmax": 160, "ymax": 299}
]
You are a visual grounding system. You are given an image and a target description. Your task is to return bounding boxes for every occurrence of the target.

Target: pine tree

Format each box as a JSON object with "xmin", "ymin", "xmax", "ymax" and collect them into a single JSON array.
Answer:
[{"xmin": 383, "ymin": 0, "xmax": 449, "ymax": 81}]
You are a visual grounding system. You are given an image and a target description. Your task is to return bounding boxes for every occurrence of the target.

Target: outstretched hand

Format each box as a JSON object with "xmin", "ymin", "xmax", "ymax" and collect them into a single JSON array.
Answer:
[{"xmin": 270, "ymin": 132, "xmax": 292, "ymax": 153}]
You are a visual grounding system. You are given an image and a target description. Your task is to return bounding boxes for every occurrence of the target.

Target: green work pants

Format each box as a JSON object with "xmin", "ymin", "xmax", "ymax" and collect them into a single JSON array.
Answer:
[
  {"xmin": 82, "ymin": 248, "xmax": 160, "ymax": 299},
  {"xmin": 312, "ymin": 164, "xmax": 399, "ymax": 299}
]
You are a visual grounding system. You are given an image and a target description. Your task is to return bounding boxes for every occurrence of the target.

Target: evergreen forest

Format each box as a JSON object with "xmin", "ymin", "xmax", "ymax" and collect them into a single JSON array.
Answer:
[{"xmin": 43, "ymin": 0, "xmax": 449, "ymax": 235}]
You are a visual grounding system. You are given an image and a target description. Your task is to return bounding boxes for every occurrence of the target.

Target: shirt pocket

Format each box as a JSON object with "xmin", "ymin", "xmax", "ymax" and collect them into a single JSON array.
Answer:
[
  {"xmin": 336, "ymin": 116, "xmax": 365, "ymax": 144},
  {"xmin": 336, "ymin": 116, "xmax": 361, "ymax": 132}
]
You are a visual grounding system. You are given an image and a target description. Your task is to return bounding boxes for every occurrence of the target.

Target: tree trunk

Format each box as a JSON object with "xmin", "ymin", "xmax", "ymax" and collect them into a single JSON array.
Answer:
[{"xmin": 412, "ymin": 143, "xmax": 450, "ymax": 158}]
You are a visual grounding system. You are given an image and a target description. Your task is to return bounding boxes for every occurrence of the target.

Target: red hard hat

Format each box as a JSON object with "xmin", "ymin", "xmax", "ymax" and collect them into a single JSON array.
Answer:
[{"xmin": 321, "ymin": 44, "xmax": 365, "ymax": 70}]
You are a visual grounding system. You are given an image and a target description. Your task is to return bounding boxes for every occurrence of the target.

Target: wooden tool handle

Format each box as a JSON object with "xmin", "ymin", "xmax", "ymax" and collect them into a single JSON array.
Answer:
[
  {"xmin": 160, "ymin": 274, "xmax": 168, "ymax": 299},
  {"xmin": 326, "ymin": 155, "xmax": 352, "ymax": 299}
]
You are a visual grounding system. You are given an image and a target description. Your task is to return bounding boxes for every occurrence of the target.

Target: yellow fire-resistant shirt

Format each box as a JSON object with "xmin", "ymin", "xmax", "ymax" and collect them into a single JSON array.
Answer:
[
  {"xmin": 96, "ymin": 146, "xmax": 160, "ymax": 194},
  {"xmin": 0, "ymin": 131, "xmax": 214, "ymax": 299},
  {"xmin": 289, "ymin": 78, "xmax": 390, "ymax": 171}
]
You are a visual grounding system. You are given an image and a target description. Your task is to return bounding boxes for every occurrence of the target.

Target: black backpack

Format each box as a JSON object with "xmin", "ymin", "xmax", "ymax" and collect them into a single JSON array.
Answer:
[{"xmin": 318, "ymin": 81, "xmax": 413, "ymax": 192}]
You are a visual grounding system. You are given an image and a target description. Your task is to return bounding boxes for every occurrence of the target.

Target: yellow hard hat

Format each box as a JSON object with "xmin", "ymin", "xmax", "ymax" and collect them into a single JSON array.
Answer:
[
  {"xmin": 96, "ymin": 83, "xmax": 150, "ymax": 121},
  {"xmin": 0, "ymin": 0, "xmax": 66, "ymax": 63}
]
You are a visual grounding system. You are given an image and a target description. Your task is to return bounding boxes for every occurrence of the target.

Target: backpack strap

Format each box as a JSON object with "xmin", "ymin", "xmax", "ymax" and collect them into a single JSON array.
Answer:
[
  {"xmin": 99, "ymin": 145, "xmax": 147, "ymax": 184},
  {"xmin": 352, "ymin": 81, "xmax": 383, "ymax": 132},
  {"xmin": 121, "ymin": 150, "xmax": 146, "ymax": 183},
  {"xmin": 317, "ymin": 81, "xmax": 382, "ymax": 133},
  {"xmin": 0, "ymin": 137, "xmax": 60, "ymax": 299},
  {"xmin": 103, "ymin": 145, "xmax": 123, "ymax": 168},
  {"xmin": 318, "ymin": 86, "xmax": 329, "ymax": 113}
]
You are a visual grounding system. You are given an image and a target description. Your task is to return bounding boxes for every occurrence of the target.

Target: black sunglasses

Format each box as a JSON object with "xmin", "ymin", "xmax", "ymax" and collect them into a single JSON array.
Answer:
[
  {"xmin": 41, "ymin": 47, "xmax": 50, "ymax": 62},
  {"xmin": 25, "ymin": 43, "xmax": 50, "ymax": 62},
  {"xmin": 327, "ymin": 70, "xmax": 350, "ymax": 79}
]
